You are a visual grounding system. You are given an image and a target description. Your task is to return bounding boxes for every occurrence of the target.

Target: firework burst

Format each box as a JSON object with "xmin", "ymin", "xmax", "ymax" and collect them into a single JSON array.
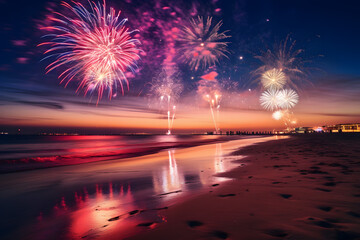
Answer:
[
  {"xmin": 254, "ymin": 35, "xmax": 308, "ymax": 90},
  {"xmin": 278, "ymin": 89, "xmax": 299, "ymax": 109},
  {"xmin": 179, "ymin": 16, "xmax": 230, "ymax": 70},
  {"xmin": 261, "ymin": 68, "xmax": 287, "ymax": 90},
  {"xmin": 150, "ymin": 68, "xmax": 183, "ymax": 135},
  {"xmin": 39, "ymin": 1, "xmax": 141, "ymax": 102},
  {"xmin": 272, "ymin": 110, "xmax": 283, "ymax": 120},
  {"xmin": 260, "ymin": 88, "xmax": 281, "ymax": 111}
]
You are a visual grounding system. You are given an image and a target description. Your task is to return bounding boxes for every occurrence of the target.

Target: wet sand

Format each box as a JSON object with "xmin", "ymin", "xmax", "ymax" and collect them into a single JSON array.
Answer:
[
  {"xmin": 128, "ymin": 134, "xmax": 360, "ymax": 240},
  {"xmin": 0, "ymin": 135, "xmax": 277, "ymax": 240}
]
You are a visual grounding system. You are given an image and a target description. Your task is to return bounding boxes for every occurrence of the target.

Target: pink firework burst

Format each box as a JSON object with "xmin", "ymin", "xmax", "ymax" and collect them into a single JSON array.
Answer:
[
  {"xmin": 179, "ymin": 16, "xmax": 230, "ymax": 71},
  {"xmin": 39, "ymin": 0, "xmax": 141, "ymax": 102}
]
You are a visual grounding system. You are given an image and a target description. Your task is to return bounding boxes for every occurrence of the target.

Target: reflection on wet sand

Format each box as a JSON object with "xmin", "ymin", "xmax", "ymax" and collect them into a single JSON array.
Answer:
[
  {"xmin": 34, "ymin": 145, "xmax": 234, "ymax": 239},
  {"xmin": 0, "ymin": 136, "xmax": 279, "ymax": 240},
  {"xmin": 153, "ymin": 150, "xmax": 184, "ymax": 197}
]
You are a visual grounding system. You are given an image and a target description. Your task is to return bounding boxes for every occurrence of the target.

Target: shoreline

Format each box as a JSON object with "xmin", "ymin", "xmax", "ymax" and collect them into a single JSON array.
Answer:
[
  {"xmin": 0, "ymin": 135, "xmax": 255, "ymax": 174},
  {"xmin": 127, "ymin": 134, "xmax": 360, "ymax": 240},
  {"xmin": 0, "ymin": 135, "xmax": 277, "ymax": 240}
]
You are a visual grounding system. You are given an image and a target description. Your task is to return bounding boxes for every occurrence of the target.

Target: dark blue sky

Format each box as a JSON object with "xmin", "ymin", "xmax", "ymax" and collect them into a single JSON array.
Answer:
[
  {"xmin": 1, "ymin": 0, "xmax": 360, "ymax": 77},
  {"xmin": 0, "ymin": 0, "xmax": 359, "ymax": 133}
]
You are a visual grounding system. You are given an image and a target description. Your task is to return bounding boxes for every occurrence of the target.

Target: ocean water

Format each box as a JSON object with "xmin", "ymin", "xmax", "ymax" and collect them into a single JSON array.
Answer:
[
  {"xmin": 0, "ymin": 135, "xmax": 230, "ymax": 173},
  {"xmin": 0, "ymin": 135, "xmax": 276, "ymax": 240}
]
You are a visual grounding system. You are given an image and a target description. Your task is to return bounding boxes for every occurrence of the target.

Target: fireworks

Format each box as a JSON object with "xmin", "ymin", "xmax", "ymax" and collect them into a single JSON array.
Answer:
[
  {"xmin": 39, "ymin": 1, "xmax": 141, "ymax": 102},
  {"xmin": 261, "ymin": 68, "xmax": 287, "ymax": 90},
  {"xmin": 272, "ymin": 110, "xmax": 283, "ymax": 120},
  {"xmin": 272, "ymin": 109, "xmax": 297, "ymax": 130},
  {"xmin": 260, "ymin": 88, "xmax": 299, "ymax": 111},
  {"xmin": 255, "ymin": 37, "xmax": 303, "ymax": 127},
  {"xmin": 198, "ymin": 77, "xmax": 222, "ymax": 133},
  {"xmin": 179, "ymin": 16, "xmax": 230, "ymax": 70},
  {"xmin": 150, "ymin": 69, "xmax": 183, "ymax": 135},
  {"xmin": 278, "ymin": 89, "xmax": 299, "ymax": 109},
  {"xmin": 260, "ymin": 89, "xmax": 281, "ymax": 111},
  {"xmin": 254, "ymin": 35, "xmax": 307, "ymax": 90}
]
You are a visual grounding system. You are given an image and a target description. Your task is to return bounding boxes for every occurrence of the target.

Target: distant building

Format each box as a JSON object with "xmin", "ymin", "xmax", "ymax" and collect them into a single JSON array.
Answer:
[
  {"xmin": 325, "ymin": 123, "xmax": 360, "ymax": 133},
  {"xmin": 294, "ymin": 127, "xmax": 314, "ymax": 134}
]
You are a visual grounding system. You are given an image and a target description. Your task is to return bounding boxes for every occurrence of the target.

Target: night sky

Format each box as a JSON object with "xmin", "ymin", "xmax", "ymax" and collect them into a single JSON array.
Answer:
[{"xmin": 0, "ymin": 0, "xmax": 359, "ymax": 134}]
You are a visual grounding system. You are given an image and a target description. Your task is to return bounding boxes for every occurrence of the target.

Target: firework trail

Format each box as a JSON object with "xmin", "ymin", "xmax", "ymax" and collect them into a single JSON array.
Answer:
[
  {"xmin": 150, "ymin": 68, "xmax": 183, "ymax": 135},
  {"xmin": 39, "ymin": 0, "xmax": 141, "ymax": 103},
  {"xmin": 261, "ymin": 68, "xmax": 287, "ymax": 90},
  {"xmin": 179, "ymin": 16, "xmax": 230, "ymax": 70},
  {"xmin": 197, "ymin": 72, "xmax": 222, "ymax": 133},
  {"xmin": 272, "ymin": 109, "xmax": 297, "ymax": 132}
]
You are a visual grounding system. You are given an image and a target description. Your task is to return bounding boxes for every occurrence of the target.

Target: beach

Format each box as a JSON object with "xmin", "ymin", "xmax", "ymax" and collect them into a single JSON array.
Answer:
[
  {"xmin": 1, "ymin": 134, "xmax": 359, "ymax": 239},
  {"xmin": 0, "ymin": 135, "xmax": 273, "ymax": 239},
  {"xmin": 129, "ymin": 134, "xmax": 360, "ymax": 240}
]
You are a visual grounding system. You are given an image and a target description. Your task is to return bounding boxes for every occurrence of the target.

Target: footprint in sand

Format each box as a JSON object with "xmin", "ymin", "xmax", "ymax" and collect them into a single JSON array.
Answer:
[
  {"xmin": 186, "ymin": 221, "xmax": 229, "ymax": 239},
  {"xmin": 317, "ymin": 206, "xmax": 333, "ymax": 212},
  {"xmin": 263, "ymin": 229, "xmax": 288, "ymax": 238},
  {"xmin": 323, "ymin": 182, "xmax": 336, "ymax": 187},
  {"xmin": 347, "ymin": 211, "xmax": 360, "ymax": 218},
  {"xmin": 137, "ymin": 222, "xmax": 156, "ymax": 227},
  {"xmin": 314, "ymin": 188, "xmax": 332, "ymax": 192},
  {"xmin": 187, "ymin": 220, "xmax": 204, "ymax": 228},
  {"xmin": 279, "ymin": 194, "xmax": 292, "ymax": 199},
  {"xmin": 304, "ymin": 217, "xmax": 335, "ymax": 229},
  {"xmin": 313, "ymin": 220, "xmax": 334, "ymax": 228},
  {"xmin": 218, "ymin": 193, "xmax": 236, "ymax": 197},
  {"xmin": 210, "ymin": 230, "xmax": 229, "ymax": 239}
]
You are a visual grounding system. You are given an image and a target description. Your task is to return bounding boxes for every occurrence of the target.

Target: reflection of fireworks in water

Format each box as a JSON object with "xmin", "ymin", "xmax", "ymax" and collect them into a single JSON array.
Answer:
[
  {"xmin": 152, "ymin": 150, "xmax": 183, "ymax": 195},
  {"xmin": 198, "ymin": 77, "xmax": 221, "ymax": 133},
  {"xmin": 150, "ymin": 69, "xmax": 183, "ymax": 135},
  {"xmin": 215, "ymin": 143, "xmax": 225, "ymax": 173},
  {"xmin": 179, "ymin": 16, "xmax": 230, "ymax": 70},
  {"xmin": 278, "ymin": 89, "xmax": 299, "ymax": 109},
  {"xmin": 261, "ymin": 68, "xmax": 287, "ymax": 90},
  {"xmin": 39, "ymin": 1, "xmax": 140, "ymax": 103}
]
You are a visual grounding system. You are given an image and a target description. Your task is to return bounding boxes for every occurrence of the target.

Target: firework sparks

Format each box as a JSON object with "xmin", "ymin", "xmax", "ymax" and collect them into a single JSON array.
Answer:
[
  {"xmin": 272, "ymin": 110, "xmax": 283, "ymax": 120},
  {"xmin": 179, "ymin": 16, "xmax": 230, "ymax": 70},
  {"xmin": 198, "ymin": 76, "xmax": 222, "ymax": 133},
  {"xmin": 150, "ymin": 68, "xmax": 183, "ymax": 135},
  {"xmin": 260, "ymin": 88, "xmax": 281, "ymax": 111},
  {"xmin": 278, "ymin": 89, "xmax": 299, "ymax": 109},
  {"xmin": 254, "ymin": 35, "xmax": 308, "ymax": 90},
  {"xmin": 39, "ymin": 1, "xmax": 141, "ymax": 102},
  {"xmin": 272, "ymin": 109, "xmax": 297, "ymax": 131},
  {"xmin": 261, "ymin": 68, "xmax": 287, "ymax": 90}
]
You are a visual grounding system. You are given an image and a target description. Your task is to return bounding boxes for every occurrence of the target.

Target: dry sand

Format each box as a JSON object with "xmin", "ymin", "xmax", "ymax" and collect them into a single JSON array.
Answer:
[{"xmin": 127, "ymin": 134, "xmax": 360, "ymax": 240}]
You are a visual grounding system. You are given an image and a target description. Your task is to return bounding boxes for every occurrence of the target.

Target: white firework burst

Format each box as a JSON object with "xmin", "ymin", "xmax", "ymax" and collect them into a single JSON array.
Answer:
[
  {"xmin": 261, "ymin": 68, "xmax": 287, "ymax": 90},
  {"xmin": 260, "ymin": 89, "xmax": 281, "ymax": 111},
  {"xmin": 272, "ymin": 110, "xmax": 283, "ymax": 120},
  {"xmin": 278, "ymin": 89, "xmax": 299, "ymax": 109}
]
